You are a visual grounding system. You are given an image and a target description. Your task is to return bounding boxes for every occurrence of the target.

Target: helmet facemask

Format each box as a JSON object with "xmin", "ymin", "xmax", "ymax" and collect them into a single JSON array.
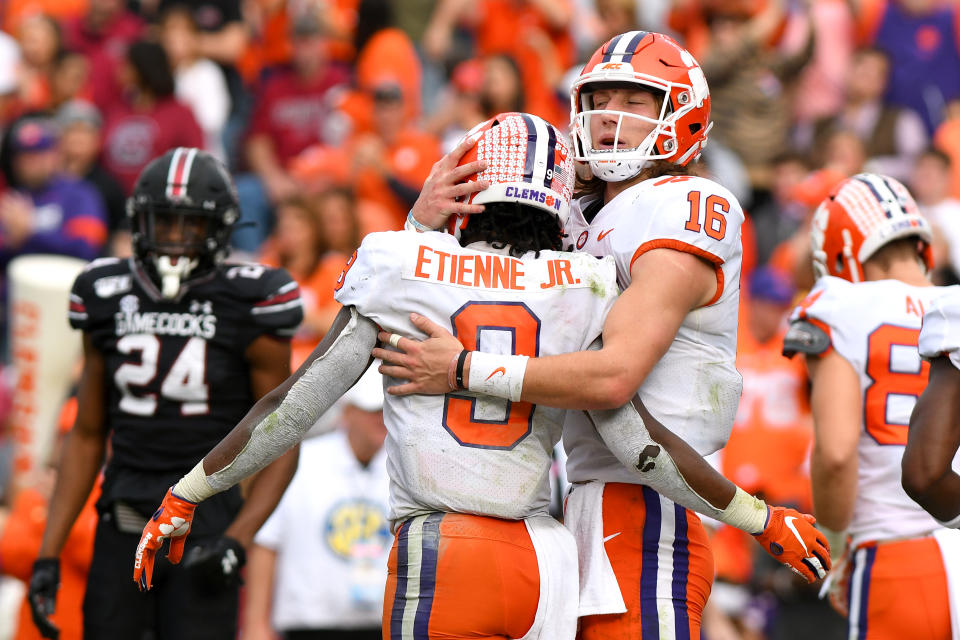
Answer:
[
  {"xmin": 571, "ymin": 76, "xmax": 707, "ymax": 182},
  {"xmin": 130, "ymin": 200, "xmax": 233, "ymax": 298}
]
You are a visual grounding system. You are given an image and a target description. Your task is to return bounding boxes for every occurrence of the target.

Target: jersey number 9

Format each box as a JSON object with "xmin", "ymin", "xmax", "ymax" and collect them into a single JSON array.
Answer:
[{"xmin": 442, "ymin": 301, "xmax": 540, "ymax": 450}]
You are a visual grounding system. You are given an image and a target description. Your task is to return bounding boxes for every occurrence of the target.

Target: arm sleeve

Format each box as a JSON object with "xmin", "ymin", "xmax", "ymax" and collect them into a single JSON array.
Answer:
[
  {"xmin": 586, "ymin": 400, "xmax": 725, "ymax": 519},
  {"xmin": 199, "ymin": 307, "xmax": 379, "ymax": 497}
]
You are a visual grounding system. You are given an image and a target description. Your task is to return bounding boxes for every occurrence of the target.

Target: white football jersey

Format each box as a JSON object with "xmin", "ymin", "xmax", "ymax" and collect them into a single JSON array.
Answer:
[
  {"xmin": 918, "ymin": 285, "xmax": 960, "ymax": 370},
  {"xmin": 792, "ymin": 276, "xmax": 960, "ymax": 546},
  {"xmin": 563, "ymin": 175, "xmax": 745, "ymax": 484},
  {"xmin": 335, "ymin": 230, "xmax": 618, "ymax": 525}
]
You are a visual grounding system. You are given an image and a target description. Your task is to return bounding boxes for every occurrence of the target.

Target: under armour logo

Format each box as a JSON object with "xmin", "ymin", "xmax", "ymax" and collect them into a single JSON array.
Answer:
[
  {"xmin": 189, "ymin": 300, "xmax": 213, "ymax": 314},
  {"xmin": 222, "ymin": 548, "xmax": 238, "ymax": 575}
]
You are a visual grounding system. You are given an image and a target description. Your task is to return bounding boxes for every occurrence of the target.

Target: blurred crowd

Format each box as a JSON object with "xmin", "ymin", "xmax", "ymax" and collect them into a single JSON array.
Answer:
[{"xmin": 0, "ymin": 0, "xmax": 957, "ymax": 638}]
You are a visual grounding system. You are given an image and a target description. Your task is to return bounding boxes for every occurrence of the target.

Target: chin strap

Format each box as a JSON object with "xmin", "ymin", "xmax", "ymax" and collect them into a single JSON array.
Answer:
[{"xmin": 155, "ymin": 255, "xmax": 199, "ymax": 298}]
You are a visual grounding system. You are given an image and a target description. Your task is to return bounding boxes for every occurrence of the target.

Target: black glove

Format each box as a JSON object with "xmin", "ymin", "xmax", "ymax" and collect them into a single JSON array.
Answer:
[
  {"xmin": 28, "ymin": 557, "xmax": 60, "ymax": 640},
  {"xmin": 183, "ymin": 536, "xmax": 246, "ymax": 593}
]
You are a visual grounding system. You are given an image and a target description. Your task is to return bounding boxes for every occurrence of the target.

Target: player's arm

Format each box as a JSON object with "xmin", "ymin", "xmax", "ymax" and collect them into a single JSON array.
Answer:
[
  {"xmin": 240, "ymin": 544, "xmax": 278, "ymax": 640},
  {"xmin": 221, "ymin": 335, "xmax": 300, "ymax": 548},
  {"xmin": 807, "ymin": 350, "xmax": 861, "ymax": 532},
  {"xmin": 31, "ymin": 335, "xmax": 108, "ymax": 638},
  {"xmin": 902, "ymin": 356, "xmax": 960, "ymax": 524},
  {"xmin": 377, "ymin": 247, "xmax": 716, "ymax": 409},
  {"xmin": 134, "ymin": 305, "xmax": 378, "ymax": 590},
  {"xmin": 589, "ymin": 395, "xmax": 829, "ymax": 582}
]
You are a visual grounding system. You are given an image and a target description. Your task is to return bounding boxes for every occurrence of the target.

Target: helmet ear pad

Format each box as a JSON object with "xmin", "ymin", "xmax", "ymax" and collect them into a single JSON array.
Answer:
[{"xmin": 127, "ymin": 147, "xmax": 240, "ymax": 290}]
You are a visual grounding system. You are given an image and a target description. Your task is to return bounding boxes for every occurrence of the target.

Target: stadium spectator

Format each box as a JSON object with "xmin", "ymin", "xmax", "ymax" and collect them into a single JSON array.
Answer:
[
  {"xmin": 854, "ymin": 0, "xmax": 960, "ymax": 134},
  {"xmin": 0, "ymin": 115, "xmax": 107, "ymax": 270},
  {"xmin": 160, "ymin": 6, "xmax": 231, "ymax": 161},
  {"xmin": 425, "ymin": 58, "xmax": 485, "ymax": 153},
  {"xmin": 934, "ymin": 98, "xmax": 960, "ymax": 201},
  {"xmin": 15, "ymin": 14, "xmax": 61, "ymax": 111},
  {"xmin": 155, "ymin": 0, "xmax": 249, "ymax": 67},
  {"xmin": 54, "ymin": 100, "xmax": 128, "ymax": 255},
  {"xmin": 422, "ymin": 0, "xmax": 572, "ymax": 125},
  {"xmin": 910, "ymin": 147, "xmax": 960, "ymax": 282},
  {"xmin": 797, "ymin": 46, "xmax": 927, "ymax": 183},
  {"xmin": 349, "ymin": 78, "xmax": 441, "ymax": 229},
  {"xmin": 258, "ymin": 195, "xmax": 350, "ymax": 367},
  {"xmin": 61, "ymin": 0, "xmax": 145, "ymax": 112},
  {"xmin": 236, "ymin": 11, "xmax": 349, "ymax": 253},
  {"xmin": 243, "ymin": 366, "xmax": 389, "ymax": 640},
  {"xmin": 100, "ymin": 41, "xmax": 204, "ymax": 194},
  {"xmin": 700, "ymin": 0, "xmax": 814, "ymax": 204}
]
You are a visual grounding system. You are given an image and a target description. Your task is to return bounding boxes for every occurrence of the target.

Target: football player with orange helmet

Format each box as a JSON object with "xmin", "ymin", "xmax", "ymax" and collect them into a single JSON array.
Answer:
[
  {"xmin": 379, "ymin": 31, "xmax": 828, "ymax": 640},
  {"xmin": 785, "ymin": 173, "xmax": 955, "ymax": 638}
]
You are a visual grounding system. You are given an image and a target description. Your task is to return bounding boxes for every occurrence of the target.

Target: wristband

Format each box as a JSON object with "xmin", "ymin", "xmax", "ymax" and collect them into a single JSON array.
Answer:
[
  {"xmin": 173, "ymin": 461, "xmax": 215, "ymax": 503},
  {"xmin": 719, "ymin": 487, "xmax": 768, "ymax": 535},
  {"xmin": 467, "ymin": 351, "xmax": 528, "ymax": 403},
  {"xmin": 937, "ymin": 511, "xmax": 960, "ymax": 529},
  {"xmin": 405, "ymin": 210, "xmax": 433, "ymax": 233},
  {"xmin": 456, "ymin": 350, "xmax": 469, "ymax": 389}
]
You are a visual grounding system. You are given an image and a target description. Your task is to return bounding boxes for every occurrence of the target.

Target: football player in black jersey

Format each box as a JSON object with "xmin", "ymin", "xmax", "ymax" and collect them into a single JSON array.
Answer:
[{"xmin": 27, "ymin": 148, "xmax": 303, "ymax": 640}]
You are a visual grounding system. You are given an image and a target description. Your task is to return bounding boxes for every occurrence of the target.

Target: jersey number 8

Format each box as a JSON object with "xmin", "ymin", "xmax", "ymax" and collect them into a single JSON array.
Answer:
[
  {"xmin": 442, "ymin": 301, "xmax": 540, "ymax": 450},
  {"xmin": 864, "ymin": 324, "xmax": 928, "ymax": 446}
]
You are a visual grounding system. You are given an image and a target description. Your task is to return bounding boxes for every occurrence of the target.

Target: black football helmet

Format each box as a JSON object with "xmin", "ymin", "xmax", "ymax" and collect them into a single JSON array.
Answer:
[{"xmin": 127, "ymin": 148, "xmax": 239, "ymax": 297}]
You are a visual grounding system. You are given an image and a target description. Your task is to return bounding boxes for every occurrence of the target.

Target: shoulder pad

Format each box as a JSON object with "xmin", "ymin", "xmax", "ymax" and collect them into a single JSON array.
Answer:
[{"xmin": 782, "ymin": 319, "xmax": 831, "ymax": 358}]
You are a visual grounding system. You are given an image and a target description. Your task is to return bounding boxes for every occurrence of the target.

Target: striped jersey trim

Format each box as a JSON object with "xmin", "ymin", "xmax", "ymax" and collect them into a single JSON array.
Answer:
[{"xmin": 390, "ymin": 513, "xmax": 445, "ymax": 639}]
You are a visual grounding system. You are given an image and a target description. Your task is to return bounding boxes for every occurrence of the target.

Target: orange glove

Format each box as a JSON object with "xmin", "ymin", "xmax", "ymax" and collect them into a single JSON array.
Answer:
[
  {"xmin": 133, "ymin": 488, "xmax": 197, "ymax": 591},
  {"xmin": 753, "ymin": 506, "xmax": 831, "ymax": 583}
]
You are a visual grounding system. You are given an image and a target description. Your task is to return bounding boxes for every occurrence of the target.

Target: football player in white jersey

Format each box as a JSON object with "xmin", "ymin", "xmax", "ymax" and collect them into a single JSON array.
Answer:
[
  {"xmin": 131, "ymin": 112, "xmax": 828, "ymax": 640},
  {"xmin": 129, "ymin": 114, "xmax": 808, "ymax": 640},
  {"xmin": 378, "ymin": 31, "xmax": 828, "ymax": 640},
  {"xmin": 902, "ymin": 290, "xmax": 960, "ymax": 525},
  {"xmin": 784, "ymin": 173, "xmax": 957, "ymax": 639}
]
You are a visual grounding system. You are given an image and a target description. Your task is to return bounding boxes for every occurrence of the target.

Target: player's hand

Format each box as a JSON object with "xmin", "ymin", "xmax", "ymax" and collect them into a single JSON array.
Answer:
[
  {"xmin": 753, "ymin": 506, "xmax": 830, "ymax": 583},
  {"xmin": 183, "ymin": 536, "xmax": 246, "ymax": 593},
  {"xmin": 28, "ymin": 558, "xmax": 60, "ymax": 639},
  {"xmin": 133, "ymin": 487, "xmax": 197, "ymax": 591},
  {"xmin": 408, "ymin": 134, "xmax": 489, "ymax": 231},
  {"xmin": 373, "ymin": 313, "xmax": 465, "ymax": 395}
]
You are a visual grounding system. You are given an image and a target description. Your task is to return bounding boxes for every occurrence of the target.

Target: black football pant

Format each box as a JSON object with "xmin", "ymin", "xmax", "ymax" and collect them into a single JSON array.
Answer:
[{"xmin": 83, "ymin": 510, "xmax": 239, "ymax": 640}]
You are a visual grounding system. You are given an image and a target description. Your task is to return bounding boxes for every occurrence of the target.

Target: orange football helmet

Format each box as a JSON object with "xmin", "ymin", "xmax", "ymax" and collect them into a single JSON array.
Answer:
[
  {"xmin": 570, "ymin": 31, "xmax": 712, "ymax": 182},
  {"xmin": 810, "ymin": 173, "xmax": 933, "ymax": 283},
  {"xmin": 453, "ymin": 112, "xmax": 574, "ymax": 239}
]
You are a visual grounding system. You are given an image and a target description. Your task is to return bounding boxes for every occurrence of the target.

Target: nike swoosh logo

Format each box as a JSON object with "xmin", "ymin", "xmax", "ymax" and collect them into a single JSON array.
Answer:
[
  {"xmin": 602, "ymin": 532, "xmax": 621, "ymax": 543},
  {"xmin": 598, "ymin": 229, "xmax": 614, "ymax": 241},
  {"xmin": 485, "ymin": 367, "xmax": 506, "ymax": 381},
  {"xmin": 784, "ymin": 516, "xmax": 809, "ymax": 554}
]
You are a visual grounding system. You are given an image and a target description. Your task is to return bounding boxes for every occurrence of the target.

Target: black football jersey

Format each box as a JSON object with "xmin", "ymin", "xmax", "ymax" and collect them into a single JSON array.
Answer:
[{"xmin": 69, "ymin": 257, "xmax": 303, "ymax": 530}]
